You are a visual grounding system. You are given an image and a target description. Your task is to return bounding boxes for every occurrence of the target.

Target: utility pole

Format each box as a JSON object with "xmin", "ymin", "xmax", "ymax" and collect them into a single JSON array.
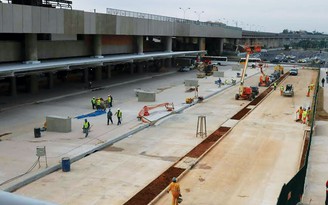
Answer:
[{"xmin": 179, "ymin": 7, "xmax": 190, "ymax": 19}]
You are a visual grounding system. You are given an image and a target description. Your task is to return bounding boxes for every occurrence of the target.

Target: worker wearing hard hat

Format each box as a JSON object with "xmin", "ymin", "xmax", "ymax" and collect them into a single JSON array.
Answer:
[
  {"xmin": 302, "ymin": 108, "xmax": 307, "ymax": 124},
  {"xmin": 280, "ymin": 85, "xmax": 284, "ymax": 95},
  {"xmin": 296, "ymin": 106, "xmax": 303, "ymax": 122},
  {"xmin": 91, "ymin": 97, "xmax": 96, "ymax": 109},
  {"xmin": 167, "ymin": 177, "xmax": 181, "ymax": 205},
  {"xmin": 115, "ymin": 108, "xmax": 122, "ymax": 125}
]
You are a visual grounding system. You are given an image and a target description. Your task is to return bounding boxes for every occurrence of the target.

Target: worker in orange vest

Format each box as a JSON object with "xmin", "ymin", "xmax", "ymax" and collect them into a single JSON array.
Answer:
[
  {"xmin": 167, "ymin": 177, "xmax": 181, "ymax": 205},
  {"xmin": 306, "ymin": 85, "xmax": 311, "ymax": 97},
  {"xmin": 296, "ymin": 106, "xmax": 303, "ymax": 122}
]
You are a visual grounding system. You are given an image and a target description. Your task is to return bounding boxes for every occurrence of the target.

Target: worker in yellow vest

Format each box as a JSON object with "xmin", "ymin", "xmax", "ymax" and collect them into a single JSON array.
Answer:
[
  {"xmin": 280, "ymin": 85, "xmax": 284, "ymax": 95},
  {"xmin": 302, "ymin": 108, "xmax": 307, "ymax": 124},
  {"xmin": 91, "ymin": 97, "xmax": 96, "ymax": 109},
  {"xmin": 115, "ymin": 108, "xmax": 122, "ymax": 125},
  {"xmin": 82, "ymin": 119, "xmax": 90, "ymax": 137},
  {"xmin": 96, "ymin": 98, "xmax": 101, "ymax": 110},
  {"xmin": 107, "ymin": 95, "xmax": 112, "ymax": 108}
]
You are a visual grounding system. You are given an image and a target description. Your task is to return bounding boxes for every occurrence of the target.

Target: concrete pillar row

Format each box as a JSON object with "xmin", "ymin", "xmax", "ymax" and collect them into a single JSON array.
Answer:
[
  {"xmin": 93, "ymin": 35, "xmax": 103, "ymax": 58},
  {"xmin": 165, "ymin": 36, "xmax": 173, "ymax": 52},
  {"xmin": 137, "ymin": 36, "xmax": 144, "ymax": 54},
  {"xmin": 199, "ymin": 38, "xmax": 206, "ymax": 57},
  {"xmin": 48, "ymin": 72, "xmax": 54, "ymax": 89},
  {"xmin": 10, "ymin": 77, "xmax": 17, "ymax": 97},
  {"xmin": 30, "ymin": 74, "xmax": 39, "ymax": 94},
  {"xmin": 95, "ymin": 67, "xmax": 102, "ymax": 81},
  {"xmin": 24, "ymin": 34, "xmax": 39, "ymax": 63}
]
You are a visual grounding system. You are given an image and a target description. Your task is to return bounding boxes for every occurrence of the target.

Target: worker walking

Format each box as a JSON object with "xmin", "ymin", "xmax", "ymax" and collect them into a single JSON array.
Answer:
[
  {"xmin": 273, "ymin": 82, "xmax": 277, "ymax": 90},
  {"xmin": 322, "ymin": 78, "xmax": 325, "ymax": 87},
  {"xmin": 107, "ymin": 108, "xmax": 113, "ymax": 125},
  {"xmin": 296, "ymin": 106, "xmax": 303, "ymax": 122},
  {"xmin": 107, "ymin": 95, "xmax": 112, "ymax": 108},
  {"xmin": 280, "ymin": 85, "xmax": 284, "ymax": 95},
  {"xmin": 167, "ymin": 177, "xmax": 181, "ymax": 205},
  {"xmin": 115, "ymin": 108, "xmax": 122, "ymax": 125},
  {"xmin": 302, "ymin": 108, "xmax": 307, "ymax": 124},
  {"xmin": 109, "ymin": 95, "xmax": 113, "ymax": 107},
  {"xmin": 306, "ymin": 85, "xmax": 311, "ymax": 97},
  {"xmin": 96, "ymin": 98, "xmax": 101, "ymax": 110},
  {"xmin": 91, "ymin": 97, "xmax": 96, "ymax": 109},
  {"xmin": 307, "ymin": 107, "xmax": 312, "ymax": 125},
  {"xmin": 82, "ymin": 119, "xmax": 90, "ymax": 138}
]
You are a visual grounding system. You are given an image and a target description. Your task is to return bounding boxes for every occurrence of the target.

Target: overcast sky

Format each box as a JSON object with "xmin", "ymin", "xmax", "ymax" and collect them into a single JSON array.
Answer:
[{"xmin": 73, "ymin": 0, "xmax": 328, "ymax": 34}]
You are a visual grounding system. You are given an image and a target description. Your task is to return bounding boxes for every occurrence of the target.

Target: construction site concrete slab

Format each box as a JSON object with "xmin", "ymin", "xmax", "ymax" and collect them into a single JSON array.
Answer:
[
  {"xmin": 221, "ymin": 119, "xmax": 239, "ymax": 128},
  {"xmin": 154, "ymin": 69, "xmax": 318, "ymax": 205},
  {"xmin": 8, "ymin": 65, "xmax": 264, "ymax": 204},
  {"xmin": 174, "ymin": 157, "xmax": 198, "ymax": 170}
]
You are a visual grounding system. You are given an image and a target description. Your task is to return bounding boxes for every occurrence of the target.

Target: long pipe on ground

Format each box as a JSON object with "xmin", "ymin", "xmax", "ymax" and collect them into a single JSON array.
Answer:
[{"xmin": 0, "ymin": 191, "xmax": 58, "ymax": 205}]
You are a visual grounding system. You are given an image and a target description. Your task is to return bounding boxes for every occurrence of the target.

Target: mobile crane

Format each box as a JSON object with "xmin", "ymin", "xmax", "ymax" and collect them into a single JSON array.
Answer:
[{"xmin": 235, "ymin": 45, "xmax": 260, "ymax": 101}]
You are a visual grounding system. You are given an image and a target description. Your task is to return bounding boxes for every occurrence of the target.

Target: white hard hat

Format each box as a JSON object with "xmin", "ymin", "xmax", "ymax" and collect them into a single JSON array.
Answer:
[{"xmin": 118, "ymin": 108, "xmax": 120, "ymax": 110}]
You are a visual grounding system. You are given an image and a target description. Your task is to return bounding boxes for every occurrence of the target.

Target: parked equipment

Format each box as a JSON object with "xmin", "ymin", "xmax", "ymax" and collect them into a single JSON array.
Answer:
[
  {"xmin": 258, "ymin": 64, "xmax": 270, "ymax": 87},
  {"xmin": 235, "ymin": 45, "xmax": 260, "ymax": 101},
  {"xmin": 283, "ymin": 84, "xmax": 294, "ymax": 97},
  {"xmin": 137, "ymin": 103, "xmax": 174, "ymax": 123}
]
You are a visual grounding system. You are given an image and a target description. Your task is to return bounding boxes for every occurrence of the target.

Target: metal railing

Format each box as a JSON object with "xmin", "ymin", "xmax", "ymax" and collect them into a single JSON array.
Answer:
[{"xmin": 106, "ymin": 8, "xmax": 241, "ymax": 31}]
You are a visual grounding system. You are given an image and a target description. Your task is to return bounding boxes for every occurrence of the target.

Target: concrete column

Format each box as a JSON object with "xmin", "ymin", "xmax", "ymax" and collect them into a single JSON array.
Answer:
[
  {"xmin": 137, "ymin": 36, "xmax": 144, "ymax": 54},
  {"xmin": 83, "ymin": 68, "xmax": 89, "ymax": 84},
  {"xmin": 48, "ymin": 72, "xmax": 54, "ymax": 89},
  {"xmin": 93, "ymin": 35, "xmax": 103, "ymax": 58},
  {"xmin": 198, "ymin": 37, "xmax": 206, "ymax": 51},
  {"xmin": 30, "ymin": 74, "xmax": 39, "ymax": 94},
  {"xmin": 107, "ymin": 65, "xmax": 112, "ymax": 78},
  {"xmin": 165, "ymin": 36, "xmax": 172, "ymax": 52},
  {"xmin": 218, "ymin": 38, "xmax": 224, "ymax": 55},
  {"xmin": 137, "ymin": 63, "xmax": 143, "ymax": 73},
  {"xmin": 10, "ymin": 77, "xmax": 17, "ymax": 97},
  {"xmin": 95, "ymin": 67, "xmax": 102, "ymax": 81},
  {"xmin": 24, "ymin": 34, "xmax": 39, "ymax": 63}
]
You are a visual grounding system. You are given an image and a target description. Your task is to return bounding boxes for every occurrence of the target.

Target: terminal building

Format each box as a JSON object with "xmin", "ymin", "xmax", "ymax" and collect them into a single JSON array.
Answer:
[{"xmin": 0, "ymin": 0, "xmax": 321, "ymax": 97}]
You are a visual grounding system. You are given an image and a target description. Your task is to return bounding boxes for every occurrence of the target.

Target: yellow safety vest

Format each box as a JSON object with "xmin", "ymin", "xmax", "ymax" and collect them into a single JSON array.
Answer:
[
  {"xmin": 117, "ymin": 111, "xmax": 122, "ymax": 117},
  {"xmin": 83, "ymin": 122, "xmax": 89, "ymax": 129}
]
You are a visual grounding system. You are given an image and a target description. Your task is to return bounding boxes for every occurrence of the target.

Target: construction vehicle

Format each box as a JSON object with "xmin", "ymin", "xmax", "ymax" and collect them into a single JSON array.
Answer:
[
  {"xmin": 283, "ymin": 84, "xmax": 294, "ymax": 97},
  {"xmin": 258, "ymin": 64, "xmax": 270, "ymax": 87},
  {"xmin": 196, "ymin": 61, "xmax": 213, "ymax": 77},
  {"xmin": 235, "ymin": 45, "xmax": 260, "ymax": 101},
  {"xmin": 274, "ymin": 64, "xmax": 284, "ymax": 74},
  {"xmin": 137, "ymin": 103, "xmax": 174, "ymax": 123}
]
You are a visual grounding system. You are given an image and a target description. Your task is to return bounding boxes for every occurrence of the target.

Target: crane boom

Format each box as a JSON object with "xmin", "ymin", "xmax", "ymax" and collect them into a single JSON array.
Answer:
[{"xmin": 239, "ymin": 52, "xmax": 250, "ymax": 95}]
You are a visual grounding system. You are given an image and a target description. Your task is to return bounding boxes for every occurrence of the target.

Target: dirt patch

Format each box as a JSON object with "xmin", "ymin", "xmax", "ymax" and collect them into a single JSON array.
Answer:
[
  {"xmin": 198, "ymin": 163, "xmax": 212, "ymax": 170},
  {"xmin": 124, "ymin": 167, "xmax": 185, "ymax": 205},
  {"xmin": 102, "ymin": 146, "xmax": 124, "ymax": 152}
]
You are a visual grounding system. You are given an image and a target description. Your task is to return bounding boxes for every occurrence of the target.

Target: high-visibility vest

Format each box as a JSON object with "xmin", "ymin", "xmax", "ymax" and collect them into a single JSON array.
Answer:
[
  {"xmin": 108, "ymin": 97, "xmax": 112, "ymax": 103},
  {"xmin": 83, "ymin": 122, "xmax": 89, "ymax": 129},
  {"xmin": 96, "ymin": 99, "xmax": 101, "ymax": 105},
  {"xmin": 91, "ymin": 99, "xmax": 96, "ymax": 104},
  {"xmin": 302, "ymin": 111, "xmax": 307, "ymax": 118},
  {"xmin": 117, "ymin": 111, "xmax": 122, "ymax": 117}
]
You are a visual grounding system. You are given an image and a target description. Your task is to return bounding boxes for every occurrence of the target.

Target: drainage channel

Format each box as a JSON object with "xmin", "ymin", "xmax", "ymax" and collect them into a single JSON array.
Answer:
[{"xmin": 124, "ymin": 72, "xmax": 290, "ymax": 205}]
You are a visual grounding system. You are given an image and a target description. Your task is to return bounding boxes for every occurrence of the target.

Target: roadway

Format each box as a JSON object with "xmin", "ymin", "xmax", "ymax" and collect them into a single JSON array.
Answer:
[{"xmin": 154, "ymin": 69, "xmax": 317, "ymax": 204}]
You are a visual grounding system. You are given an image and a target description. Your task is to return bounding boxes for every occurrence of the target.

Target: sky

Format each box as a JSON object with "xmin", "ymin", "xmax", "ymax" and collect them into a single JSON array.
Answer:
[{"xmin": 73, "ymin": 0, "xmax": 328, "ymax": 34}]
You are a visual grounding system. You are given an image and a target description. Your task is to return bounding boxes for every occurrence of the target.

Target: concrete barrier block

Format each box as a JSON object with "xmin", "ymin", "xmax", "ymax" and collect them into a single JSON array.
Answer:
[
  {"xmin": 213, "ymin": 71, "xmax": 224, "ymax": 77},
  {"xmin": 46, "ymin": 116, "xmax": 72, "ymax": 133},
  {"xmin": 138, "ymin": 91, "xmax": 156, "ymax": 102},
  {"xmin": 184, "ymin": 79, "xmax": 199, "ymax": 87},
  {"xmin": 232, "ymin": 66, "xmax": 241, "ymax": 71}
]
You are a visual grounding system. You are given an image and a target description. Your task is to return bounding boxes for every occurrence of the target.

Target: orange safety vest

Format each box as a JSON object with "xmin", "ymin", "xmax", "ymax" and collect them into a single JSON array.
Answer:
[{"xmin": 168, "ymin": 182, "xmax": 180, "ymax": 198}]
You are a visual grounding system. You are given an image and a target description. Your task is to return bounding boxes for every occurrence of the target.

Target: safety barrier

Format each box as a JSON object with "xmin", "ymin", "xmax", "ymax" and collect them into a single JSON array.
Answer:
[{"xmin": 276, "ymin": 68, "xmax": 320, "ymax": 205}]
